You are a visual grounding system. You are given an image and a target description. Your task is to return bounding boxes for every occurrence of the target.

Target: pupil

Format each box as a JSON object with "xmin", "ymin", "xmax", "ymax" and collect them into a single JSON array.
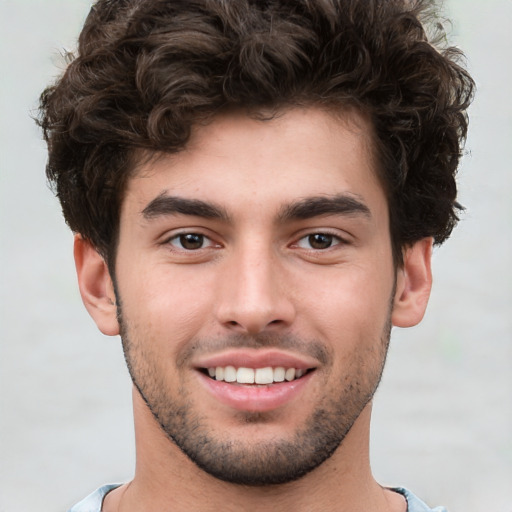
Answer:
[
  {"xmin": 309, "ymin": 233, "xmax": 332, "ymax": 249},
  {"xmin": 180, "ymin": 234, "xmax": 203, "ymax": 250}
]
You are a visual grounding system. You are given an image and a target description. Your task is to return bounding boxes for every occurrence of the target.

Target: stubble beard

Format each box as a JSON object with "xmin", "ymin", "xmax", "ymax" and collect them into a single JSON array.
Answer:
[{"xmin": 117, "ymin": 305, "xmax": 392, "ymax": 486}]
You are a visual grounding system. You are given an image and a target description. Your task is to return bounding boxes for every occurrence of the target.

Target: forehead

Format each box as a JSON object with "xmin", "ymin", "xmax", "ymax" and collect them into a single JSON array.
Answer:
[{"xmin": 122, "ymin": 107, "xmax": 385, "ymax": 221}]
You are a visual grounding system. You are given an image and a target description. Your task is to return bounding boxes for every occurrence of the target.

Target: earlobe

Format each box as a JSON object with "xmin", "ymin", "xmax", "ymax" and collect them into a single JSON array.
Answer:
[
  {"xmin": 74, "ymin": 234, "xmax": 120, "ymax": 336},
  {"xmin": 391, "ymin": 237, "xmax": 433, "ymax": 328}
]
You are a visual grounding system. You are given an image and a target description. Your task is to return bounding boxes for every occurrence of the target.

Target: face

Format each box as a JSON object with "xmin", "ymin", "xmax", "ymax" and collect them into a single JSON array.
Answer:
[{"xmin": 112, "ymin": 108, "xmax": 400, "ymax": 485}]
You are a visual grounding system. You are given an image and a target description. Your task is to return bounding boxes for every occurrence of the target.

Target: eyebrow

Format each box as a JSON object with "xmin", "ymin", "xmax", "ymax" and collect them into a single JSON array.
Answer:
[
  {"xmin": 141, "ymin": 192, "xmax": 371, "ymax": 224},
  {"xmin": 278, "ymin": 194, "xmax": 372, "ymax": 221},
  {"xmin": 141, "ymin": 193, "xmax": 230, "ymax": 221}
]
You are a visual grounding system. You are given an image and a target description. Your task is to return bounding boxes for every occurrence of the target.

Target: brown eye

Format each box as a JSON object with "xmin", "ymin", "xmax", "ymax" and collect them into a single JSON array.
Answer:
[
  {"xmin": 295, "ymin": 232, "xmax": 346, "ymax": 251},
  {"xmin": 307, "ymin": 233, "xmax": 334, "ymax": 249},
  {"xmin": 170, "ymin": 233, "xmax": 206, "ymax": 250}
]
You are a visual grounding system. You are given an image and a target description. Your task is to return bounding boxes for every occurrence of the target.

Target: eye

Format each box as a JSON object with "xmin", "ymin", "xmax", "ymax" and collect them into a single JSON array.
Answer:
[
  {"xmin": 168, "ymin": 233, "xmax": 215, "ymax": 250},
  {"xmin": 296, "ymin": 233, "xmax": 343, "ymax": 250}
]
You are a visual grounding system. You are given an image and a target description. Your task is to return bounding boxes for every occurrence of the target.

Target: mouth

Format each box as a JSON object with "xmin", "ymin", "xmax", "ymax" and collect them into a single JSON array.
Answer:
[
  {"xmin": 194, "ymin": 349, "xmax": 320, "ymax": 412},
  {"xmin": 196, "ymin": 362, "xmax": 316, "ymax": 412},
  {"xmin": 200, "ymin": 365, "xmax": 314, "ymax": 385}
]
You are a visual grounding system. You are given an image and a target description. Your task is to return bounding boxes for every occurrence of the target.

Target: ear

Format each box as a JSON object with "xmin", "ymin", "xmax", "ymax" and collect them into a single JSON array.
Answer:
[
  {"xmin": 74, "ymin": 234, "xmax": 120, "ymax": 336},
  {"xmin": 391, "ymin": 237, "xmax": 433, "ymax": 328}
]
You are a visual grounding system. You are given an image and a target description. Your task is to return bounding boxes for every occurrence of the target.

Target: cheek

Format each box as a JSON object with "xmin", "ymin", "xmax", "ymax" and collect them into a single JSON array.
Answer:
[
  {"xmin": 296, "ymin": 265, "xmax": 393, "ymax": 337},
  {"xmin": 117, "ymin": 264, "xmax": 218, "ymax": 350}
]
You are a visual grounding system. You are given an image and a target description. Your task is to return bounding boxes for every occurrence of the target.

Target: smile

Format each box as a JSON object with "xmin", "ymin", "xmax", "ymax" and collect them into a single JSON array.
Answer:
[
  {"xmin": 205, "ymin": 366, "xmax": 308, "ymax": 384},
  {"xmin": 198, "ymin": 367, "xmax": 315, "ymax": 413}
]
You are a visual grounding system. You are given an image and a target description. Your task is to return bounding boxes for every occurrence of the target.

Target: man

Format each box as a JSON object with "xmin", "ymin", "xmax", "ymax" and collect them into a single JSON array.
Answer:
[{"xmin": 38, "ymin": 0, "xmax": 474, "ymax": 510}]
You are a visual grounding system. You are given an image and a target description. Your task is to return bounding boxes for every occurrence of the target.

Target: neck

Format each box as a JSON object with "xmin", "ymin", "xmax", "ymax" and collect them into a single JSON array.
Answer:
[{"xmin": 104, "ymin": 388, "xmax": 405, "ymax": 512}]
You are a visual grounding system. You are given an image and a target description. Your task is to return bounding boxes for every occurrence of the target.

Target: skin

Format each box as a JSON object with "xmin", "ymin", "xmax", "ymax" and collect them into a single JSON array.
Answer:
[{"xmin": 75, "ymin": 107, "xmax": 432, "ymax": 512}]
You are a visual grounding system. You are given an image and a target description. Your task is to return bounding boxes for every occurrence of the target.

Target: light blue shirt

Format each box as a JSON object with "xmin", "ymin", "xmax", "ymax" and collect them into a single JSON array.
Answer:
[
  {"xmin": 67, "ymin": 484, "xmax": 448, "ymax": 511},
  {"xmin": 68, "ymin": 484, "xmax": 120, "ymax": 512}
]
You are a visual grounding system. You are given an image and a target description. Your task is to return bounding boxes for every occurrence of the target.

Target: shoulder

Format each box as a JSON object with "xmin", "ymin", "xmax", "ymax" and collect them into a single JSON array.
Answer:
[
  {"xmin": 391, "ymin": 487, "xmax": 448, "ymax": 512},
  {"xmin": 67, "ymin": 484, "xmax": 122, "ymax": 512}
]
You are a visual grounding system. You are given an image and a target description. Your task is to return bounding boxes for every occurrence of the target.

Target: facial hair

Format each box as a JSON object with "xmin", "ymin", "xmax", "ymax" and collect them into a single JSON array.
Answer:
[{"xmin": 115, "ymin": 290, "xmax": 393, "ymax": 486}]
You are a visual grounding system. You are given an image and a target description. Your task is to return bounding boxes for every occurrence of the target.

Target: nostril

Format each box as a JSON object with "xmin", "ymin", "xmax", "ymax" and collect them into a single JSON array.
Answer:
[{"xmin": 224, "ymin": 318, "xmax": 285, "ymax": 332}]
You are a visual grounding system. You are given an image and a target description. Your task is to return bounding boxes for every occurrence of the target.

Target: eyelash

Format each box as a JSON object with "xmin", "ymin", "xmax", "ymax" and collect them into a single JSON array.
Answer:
[
  {"xmin": 166, "ymin": 232, "xmax": 218, "ymax": 251},
  {"xmin": 294, "ymin": 232, "xmax": 347, "ymax": 251},
  {"xmin": 164, "ymin": 230, "xmax": 347, "ymax": 253}
]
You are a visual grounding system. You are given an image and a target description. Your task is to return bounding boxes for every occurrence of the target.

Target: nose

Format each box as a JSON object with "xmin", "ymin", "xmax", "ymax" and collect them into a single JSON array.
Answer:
[{"xmin": 214, "ymin": 244, "xmax": 296, "ymax": 334}]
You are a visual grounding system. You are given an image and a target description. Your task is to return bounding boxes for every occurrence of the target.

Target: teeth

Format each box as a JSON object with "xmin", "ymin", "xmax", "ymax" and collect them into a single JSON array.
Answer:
[
  {"xmin": 224, "ymin": 365, "xmax": 237, "ymax": 382},
  {"xmin": 255, "ymin": 367, "xmax": 273, "ymax": 384},
  {"xmin": 285, "ymin": 368, "xmax": 296, "ymax": 381},
  {"xmin": 208, "ymin": 366, "xmax": 307, "ymax": 384},
  {"xmin": 273, "ymin": 367, "xmax": 285, "ymax": 382},
  {"xmin": 237, "ymin": 367, "xmax": 254, "ymax": 384}
]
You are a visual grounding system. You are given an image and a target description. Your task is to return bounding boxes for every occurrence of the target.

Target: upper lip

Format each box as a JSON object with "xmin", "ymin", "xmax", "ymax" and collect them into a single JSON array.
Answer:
[{"xmin": 193, "ymin": 349, "xmax": 319, "ymax": 371}]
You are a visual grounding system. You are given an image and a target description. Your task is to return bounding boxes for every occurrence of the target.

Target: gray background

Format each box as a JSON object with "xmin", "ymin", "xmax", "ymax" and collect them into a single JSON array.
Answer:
[{"xmin": 0, "ymin": 0, "xmax": 510, "ymax": 510}]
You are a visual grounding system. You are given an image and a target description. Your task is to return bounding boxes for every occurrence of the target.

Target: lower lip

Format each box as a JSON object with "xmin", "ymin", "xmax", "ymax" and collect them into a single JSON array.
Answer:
[{"xmin": 197, "ymin": 371, "xmax": 314, "ymax": 412}]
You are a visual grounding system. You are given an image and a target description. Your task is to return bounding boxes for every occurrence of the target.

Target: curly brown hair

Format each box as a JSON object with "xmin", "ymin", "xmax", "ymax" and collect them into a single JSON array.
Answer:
[{"xmin": 38, "ymin": 0, "xmax": 474, "ymax": 267}]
